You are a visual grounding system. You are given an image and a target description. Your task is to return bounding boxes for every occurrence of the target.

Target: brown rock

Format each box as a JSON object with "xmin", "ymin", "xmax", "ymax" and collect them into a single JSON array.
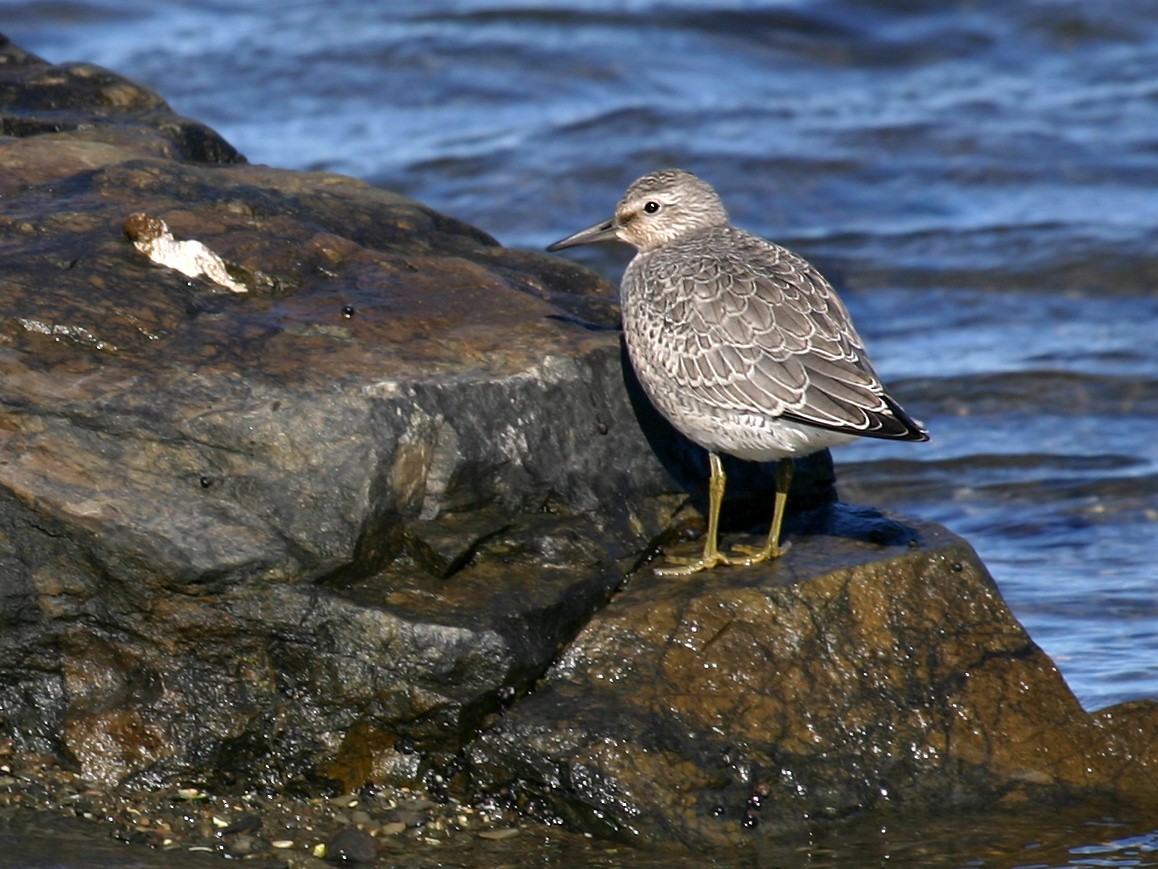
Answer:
[{"xmin": 469, "ymin": 512, "xmax": 1158, "ymax": 846}]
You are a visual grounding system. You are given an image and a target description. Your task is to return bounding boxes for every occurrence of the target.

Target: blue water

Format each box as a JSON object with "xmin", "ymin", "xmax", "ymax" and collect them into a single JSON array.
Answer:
[{"xmin": 4, "ymin": 7, "xmax": 1156, "ymax": 862}]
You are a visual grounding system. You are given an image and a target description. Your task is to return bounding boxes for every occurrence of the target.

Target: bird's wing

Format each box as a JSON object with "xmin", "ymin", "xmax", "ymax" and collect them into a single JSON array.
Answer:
[{"xmin": 644, "ymin": 231, "xmax": 922, "ymax": 440}]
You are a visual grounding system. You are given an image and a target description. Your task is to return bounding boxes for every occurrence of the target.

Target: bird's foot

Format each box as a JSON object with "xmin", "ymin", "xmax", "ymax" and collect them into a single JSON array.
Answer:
[
  {"xmin": 654, "ymin": 550, "xmax": 729, "ymax": 577},
  {"xmin": 726, "ymin": 539, "xmax": 792, "ymax": 567}
]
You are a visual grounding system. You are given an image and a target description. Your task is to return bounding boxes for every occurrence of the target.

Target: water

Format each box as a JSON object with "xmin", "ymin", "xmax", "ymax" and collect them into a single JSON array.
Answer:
[{"xmin": 4, "ymin": 1, "xmax": 1157, "ymax": 864}]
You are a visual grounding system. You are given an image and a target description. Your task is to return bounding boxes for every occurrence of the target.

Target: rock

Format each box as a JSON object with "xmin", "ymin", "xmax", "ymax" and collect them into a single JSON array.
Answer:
[
  {"xmin": 476, "ymin": 827, "xmax": 519, "ymax": 840},
  {"xmin": 325, "ymin": 827, "xmax": 378, "ymax": 863},
  {"xmin": 219, "ymin": 812, "xmax": 262, "ymax": 835},
  {"xmin": 0, "ymin": 36, "xmax": 830, "ymax": 789},
  {"xmin": 0, "ymin": 37, "xmax": 241, "ymax": 165},
  {"xmin": 1, "ymin": 34, "xmax": 1154, "ymax": 846},
  {"xmin": 468, "ymin": 510, "xmax": 1158, "ymax": 847}
]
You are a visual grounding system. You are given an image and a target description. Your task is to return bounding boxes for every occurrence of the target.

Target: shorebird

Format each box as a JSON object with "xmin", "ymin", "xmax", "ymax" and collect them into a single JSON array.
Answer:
[{"xmin": 548, "ymin": 169, "xmax": 928, "ymax": 575}]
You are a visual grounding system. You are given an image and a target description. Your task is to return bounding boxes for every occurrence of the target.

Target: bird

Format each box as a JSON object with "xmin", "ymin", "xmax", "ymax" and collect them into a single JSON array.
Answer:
[{"xmin": 547, "ymin": 168, "xmax": 928, "ymax": 576}]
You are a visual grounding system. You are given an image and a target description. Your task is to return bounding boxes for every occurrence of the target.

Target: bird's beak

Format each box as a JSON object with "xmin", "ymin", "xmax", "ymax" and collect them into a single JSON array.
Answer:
[{"xmin": 546, "ymin": 217, "xmax": 619, "ymax": 251}]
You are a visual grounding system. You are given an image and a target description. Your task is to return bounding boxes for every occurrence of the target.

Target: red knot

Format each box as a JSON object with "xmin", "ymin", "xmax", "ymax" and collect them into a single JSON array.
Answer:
[{"xmin": 548, "ymin": 168, "xmax": 928, "ymax": 575}]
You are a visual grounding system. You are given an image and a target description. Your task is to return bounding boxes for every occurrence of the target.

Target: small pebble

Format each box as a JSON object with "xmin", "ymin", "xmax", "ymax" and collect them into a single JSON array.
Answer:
[
  {"xmin": 477, "ymin": 827, "xmax": 519, "ymax": 840},
  {"xmin": 382, "ymin": 807, "xmax": 427, "ymax": 828},
  {"xmin": 271, "ymin": 839, "xmax": 295, "ymax": 848},
  {"xmin": 379, "ymin": 822, "xmax": 406, "ymax": 836},
  {"xmin": 226, "ymin": 833, "xmax": 258, "ymax": 856},
  {"xmin": 220, "ymin": 812, "xmax": 262, "ymax": 835}
]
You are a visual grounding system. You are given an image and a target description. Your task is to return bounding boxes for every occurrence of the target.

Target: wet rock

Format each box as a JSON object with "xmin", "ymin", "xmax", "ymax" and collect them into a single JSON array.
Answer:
[
  {"xmin": 0, "ymin": 36, "xmax": 831, "ymax": 789},
  {"xmin": 0, "ymin": 36, "xmax": 241, "ymax": 165},
  {"xmin": 325, "ymin": 827, "xmax": 378, "ymax": 863},
  {"xmin": 468, "ymin": 510, "xmax": 1158, "ymax": 847}
]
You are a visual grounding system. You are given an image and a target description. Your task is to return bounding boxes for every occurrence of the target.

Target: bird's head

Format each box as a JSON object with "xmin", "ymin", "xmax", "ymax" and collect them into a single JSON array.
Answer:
[{"xmin": 547, "ymin": 168, "xmax": 729, "ymax": 253}]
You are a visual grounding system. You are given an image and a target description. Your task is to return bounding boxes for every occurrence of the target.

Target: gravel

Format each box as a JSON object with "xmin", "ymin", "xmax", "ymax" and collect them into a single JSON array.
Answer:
[{"xmin": 0, "ymin": 739, "xmax": 553, "ymax": 868}]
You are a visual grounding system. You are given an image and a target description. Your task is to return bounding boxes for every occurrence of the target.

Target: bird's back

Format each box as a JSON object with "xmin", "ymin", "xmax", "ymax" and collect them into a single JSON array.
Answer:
[{"xmin": 621, "ymin": 224, "xmax": 926, "ymax": 454}]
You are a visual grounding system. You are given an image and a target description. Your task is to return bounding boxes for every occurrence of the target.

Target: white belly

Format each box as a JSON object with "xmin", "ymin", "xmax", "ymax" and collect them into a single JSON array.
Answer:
[{"xmin": 656, "ymin": 396, "xmax": 856, "ymax": 462}]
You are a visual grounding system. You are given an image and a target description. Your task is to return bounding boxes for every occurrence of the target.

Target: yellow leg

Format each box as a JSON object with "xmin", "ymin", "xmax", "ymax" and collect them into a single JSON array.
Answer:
[
  {"xmin": 728, "ymin": 457, "xmax": 794, "ymax": 566},
  {"xmin": 656, "ymin": 452, "xmax": 729, "ymax": 576}
]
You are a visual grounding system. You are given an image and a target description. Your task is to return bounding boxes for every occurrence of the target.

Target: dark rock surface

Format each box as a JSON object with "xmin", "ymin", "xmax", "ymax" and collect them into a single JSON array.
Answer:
[
  {"xmin": 0, "ymin": 34, "xmax": 1154, "ymax": 849},
  {"xmin": 0, "ymin": 35, "xmax": 830, "ymax": 789}
]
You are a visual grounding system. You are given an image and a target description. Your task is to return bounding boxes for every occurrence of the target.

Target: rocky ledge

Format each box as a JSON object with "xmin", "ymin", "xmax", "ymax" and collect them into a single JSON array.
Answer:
[{"xmin": 0, "ymin": 34, "xmax": 1154, "ymax": 856}]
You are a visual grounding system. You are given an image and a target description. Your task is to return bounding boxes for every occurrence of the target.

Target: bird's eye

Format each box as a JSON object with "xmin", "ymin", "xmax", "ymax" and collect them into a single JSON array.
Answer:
[{"xmin": 643, "ymin": 201, "xmax": 661, "ymax": 214}]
